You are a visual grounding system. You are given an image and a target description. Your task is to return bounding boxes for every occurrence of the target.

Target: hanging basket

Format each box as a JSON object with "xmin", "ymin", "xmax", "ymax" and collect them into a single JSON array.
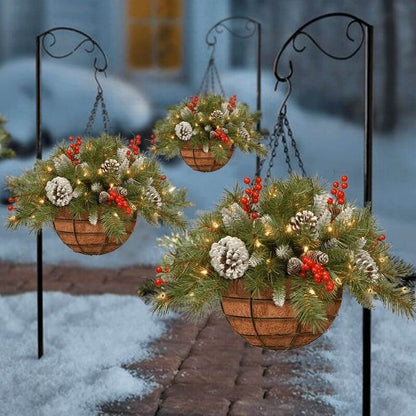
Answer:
[
  {"xmin": 180, "ymin": 142, "xmax": 234, "ymax": 172},
  {"xmin": 221, "ymin": 278, "xmax": 342, "ymax": 350},
  {"xmin": 53, "ymin": 207, "xmax": 136, "ymax": 255}
]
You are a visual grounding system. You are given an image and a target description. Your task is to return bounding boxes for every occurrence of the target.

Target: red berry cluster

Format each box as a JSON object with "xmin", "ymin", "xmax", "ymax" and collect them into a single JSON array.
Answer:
[
  {"xmin": 227, "ymin": 94, "xmax": 237, "ymax": 110},
  {"xmin": 127, "ymin": 135, "xmax": 141, "ymax": 156},
  {"xmin": 215, "ymin": 129, "xmax": 232, "ymax": 147},
  {"xmin": 240, "ymin": 176, "xmax": 263, "ymax": 219},
  {"xmin": 155, "ymin": 265, "xmax": 170, "ymax": 286},
  {"xmin": 328, "ymin": 175, "xmax": 348, "ymax": 206},
  {"xmin": 300, "ymin": 255, "xmax": 335, "ymax": 291},
  {"xmin": 67, "ymin": 136, "xmax": 82, "ymax": 165},
  {"xmin": 107, "ymin": 188, "xmax": 132, "ymax": 215},
  {"xmin": 188, "ymin": 95, "xmax": 199, "ymax": 113},
  {"xmin": 7, "ymin": 197, "xmax": 17, "ymax": 212},
  {"xmin": 150, "ymin": 133, "xmax": 156, "ymax": 145},
  {"xmin": 374, "ymin": 233, "xmax": 386, "ymax": 247}
]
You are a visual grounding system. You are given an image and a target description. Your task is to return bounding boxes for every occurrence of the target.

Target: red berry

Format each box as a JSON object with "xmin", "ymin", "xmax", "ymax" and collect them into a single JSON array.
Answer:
[
  {"xmin": 254, "ymin": 184, "xmax": 263, "ymax": 191},
  {"xmin": 255, "ymin": 177, "xmax": 262, "ymax": 184},
  {"xmin": 378, "ymin": 234, "xmax": 386, "ymax": 241},
  {"xmin": 126, "ymin": 208, "xmax": 132, "ymax": 215},
  {"xmin": 314, "ymin": 276, "xmax": 322, "ymax": 284},
  {"xmin": 126, "ymin": 151, "xmax": 131, "ymax": 155},
  {"xmin": 333, "ymin": 182, "xmax": 339, "ymax": 188},
  {"xmin": 341, "ymin": 175, "xmax": 348, "ymax": 182},
  {"xmin": 155, "ymin": 278, "xmax": 164, "ymax": 287},
  {"xmin": 327, "ymin": 197, "xmax": 333, "ymax": 205},
  {"xmin": 240, "ymin": 197, "xmax": 248, "ymax": 205},
  {"xmin": 301, "ymin": 264, "xmax": 310, "ymax": 272},
  {"xmin": 341, "ymin": 183, "xmax": 348, "ymax": 189},
  {"xmin": 161, "ymin": 175, "xmax": 167, "ymax": 180},
  {"xmin": 242, "ymin": 205, "xmax": 250, "ymax": 212},
  {"xmin": 326, "ymin": 281, "xmax": 335, "ymax": 291},
  {"xmin": 69, "ymin": 136, "xmax": 74, "ymax": 141},
  {"xmin": 8, "ymin": 206, "xmax": 13, "ymax": 211},
  {"xmin": 322, "ymin": 273, "xmax": 331, "ymax": 282},
  {"xmin": 245, "ymin": 189, "xmax": 252, "ymax": 195},
  {"xmin": 252, "ymin": 197, "xmax": 259, "ymax": 204},
  {"xmin": 338, "ymin": 198, "xmax": 345, "ymax": 205},
  {"xmin": 252, "ymin": 191, "xmax": 259, "ymax": 198},
  {"xmin": 251, "ymin": 212, "xmax": 259, "ymax": 219},
  {"xmin": 156, "ymin": 266, "xmax": 163, "ymax": 273},
  {"xmin": 299, "ymin": 272, "xmax": 306, "ymax": 278},
  {"xmin": 243, "ymin": 177, "xmax": 251, "ymax": 184},
  {"xmin": 337, "ymin": 190, "xmax": 344, "ymax": 198},
  {"xmin": 330, "ymin": 189, "xmax": 337, "ymax": 195},
  {"xmin": 165, "ymin": 266, "xmax": 170, "ymax": 272},
  {"xmin": 8, "ymin": 197, "xmax": 14, "ymax": 203}
]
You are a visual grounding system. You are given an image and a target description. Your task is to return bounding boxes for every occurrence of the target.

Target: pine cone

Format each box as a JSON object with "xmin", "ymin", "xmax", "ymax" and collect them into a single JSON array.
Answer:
[
  {"xmin": 146, "ymin": 186, "xmax": 162, "ymax": 208},
  {"xmin": 113, "ymin": 186, "xmax": 128, "ymax": 197},
  {"xmin": 290, "ymin": 210, "xmax": 318, "ymax": 231},
  {"xmin": 238, "ymin": 127, "xmax": 251, "ymax": 141},
  {"xmin": 309, "ymin": 250, "xmax": 329, "ymax": 265},
  {"xmin": 45, "ymin": 176, "xmax": 73, "ymax": 207},
  {"xmin": 98, "ymin": 191, "xmax": 110, "ymax": 204},
  {"xmin": 174, "ymin": 121, "xmax": 193, "ymax": 141},
  {"xmin": 210, "ymin": 109, "xmax": 225, "ymax": 122},
  {"xmin": 100, "ymin": 159, "xmax": 120, "ymax": 173},
  {"xmin": 287, "ymin": 257, "xmax": 302, "ymax": 275},
  {"xmin": 209, "ymin": 236, "xmax": 250, "ymax": 280},
  {"xmin": 355, "ymin": 250, "xmax": 379, "ymax": 281}
]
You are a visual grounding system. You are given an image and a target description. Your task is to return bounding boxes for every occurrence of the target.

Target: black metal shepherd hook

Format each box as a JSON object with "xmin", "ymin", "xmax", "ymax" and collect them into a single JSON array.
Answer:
[
  {"xmin": 202, "ymin": 16, "xmax": 262, "ymax": 176},
  {"xmin": 272, "ymin": 13, "xmax": 373, "ymax": 415},
  {"xmin": 36, "ymin": 27, "xmax": 109, "ymax": 358}
]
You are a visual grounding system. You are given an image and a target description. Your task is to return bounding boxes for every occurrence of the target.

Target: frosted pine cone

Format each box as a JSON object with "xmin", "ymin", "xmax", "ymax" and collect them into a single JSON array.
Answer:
[
  {"xmin": 289, "ymin": 210, "xmax": 318, "ymax": 232},
  {"xmin": 146, "ymin": 186, "xmax": 162, "ymax": 208},
  {"xmin": 113, "ymin": 186, "xmax": 128, "ymax": 197},
  {"xmin": 355, "ymin": 250, "xmax": 380, "ymax": 281},
  {"xmin": 221, "ymin": 203, "xmax": 247, "ymax": 229},
  {"xmin": 98, "ymin": 191, "xmax": 110, "ymax": 204},
  {"xmin": 210, "ymin": 109, "xmax": 225, "ymax": 122},
  {"xmin": 100, "ymin": 159, "xmax": 120, "ymax": 173},
  {"xmin": 309, "ymin": 250, "xmax": 329, "ymax": 265},
  {"xmin": 209, "ymin": 236, "xmax": 249, "ymax": 280},
  {"xmin": 287, "ymin": 257, "xmax": 303, "ymax": 275},
  {"xmin": 238, "ymin": 127, "xmax": 251, "ymax": 141},
  {"xmin": 45, "ymin": 177, "xmax": 73, "ymax": 207},
  {"xmin": 175, "ymin": 121, "xmax": 193, "ymax": 141}
]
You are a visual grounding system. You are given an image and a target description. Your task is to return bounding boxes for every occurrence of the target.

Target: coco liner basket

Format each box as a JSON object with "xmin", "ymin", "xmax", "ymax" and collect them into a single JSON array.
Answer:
[
  {"xmin": 139, "ymin": 175, "xmax": 415, "ymax": 351},
  {"xmin": 180, "ymin": 142, "xmax": 234, "ymax": 172},
  {"xmin": 7, "ymin": 134, "xmax": 190, "ymax": 256},
  {"xmin": 53, "ymin": 207, "xmax": 136, "ymax": 255},
  {"xmin": 152, "ymin": 94, "xmax": 266, "ymax": 173},
  {"xmin": 222, "ymin": 279, "xmax": 342, "ymax": 350}
]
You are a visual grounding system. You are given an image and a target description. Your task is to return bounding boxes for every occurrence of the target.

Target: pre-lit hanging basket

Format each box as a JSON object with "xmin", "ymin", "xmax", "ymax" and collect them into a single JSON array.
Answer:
[
  {"xmin": 139, "ymin": 174, "xmax": 415, "ymax": 350},
  {"xmin": 221, "ymin": 279, "xmax": 342, "ymax": 350},
  {"xmin": 180, "ymin": 142, "xmax": 234, "ymax": 172},
  {"xmin": 7, "ymin": 135, "xmax": 190, "ymax": 256},
  {"xmin": 151, "ymin": 94, "xmax": 266, "ymax": 173},
  {"xmin": 53, "ymin": 207, "xmax": 136, "ymax": 255}
]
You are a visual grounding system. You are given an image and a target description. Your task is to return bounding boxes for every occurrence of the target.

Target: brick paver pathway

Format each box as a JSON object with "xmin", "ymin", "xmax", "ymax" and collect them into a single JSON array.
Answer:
[{"xmin": 0, "ymin": 262, "xmax": 335, "ymax": 416}]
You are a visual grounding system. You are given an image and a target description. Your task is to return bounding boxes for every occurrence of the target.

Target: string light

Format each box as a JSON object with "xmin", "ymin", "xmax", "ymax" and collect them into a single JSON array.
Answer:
[
  {"xmin": 46, "ymin": 166, "xmax": 53, "ymax": 172},
  {"xmin": 266, "ymin": 259, "xmax": 271, "ymax": 264},
  {"xmin": 76, "ymin": 179, "xmax": 81, "ymax": 185},
  {"xmin": 212, "ymin": 221, "xmax": 219, "ymax": 229},
  {"xmin": 335, "ymin": 277, "xmax": 342, "ymax": 285},
  {"xmin": 285, "ymin": 225, "xmax": 292, "ymax": 233},
  {"xmin": 367, "ymin": 288, "xmax": 375, "ymax": 295},
  {"xmin": 97, "ymin": 169, "xmax": 103, "ymax": 175},
  {"xmin": 113, "ymin": 213, "xmax": 119, "ymax": 218},
  {"xmin": 379, "ymin": 256, "xmax": 386, "ymax": 263},
  {"xmin": 303, "ymin": 246, "xmax": 309, "ymax": 253},
  {"xmin": 189, "ymin": 292, "xmax": 195, "ymax": 297},
  {"xmin": 327, "ymin": 225, "xmax": 333, "ymax": 232},
  {"xmin": 39, "ymin": 198, "xmax": 45, "ymax": 205},
  {"xmin": 309, "ymin": 288, "xmax": 316, "ymax": 296},
  {"xmin": 200, "ymin": 268, "xmax": 208, "ymax": 276},
  {"xmin": 126, "ymin": 169, "xmax": 131, "ymax": 175},
  {"xmin": 254, "ymin": 239, "xmax": 262, "ymax": 248},
  {"xmin": 401, "ymin": 287, "xmax": 410, "ymax": 294},
  {"xmin": 169, "ymin": 186, "xmax": 176, "ymax": 193},
  {"xmin": 9, "ymin": 215, "xmax": 16, "ymax": 222},
  {"xmin": 157, "ymin": 292, "xmax": 167, "ymax": 300}
]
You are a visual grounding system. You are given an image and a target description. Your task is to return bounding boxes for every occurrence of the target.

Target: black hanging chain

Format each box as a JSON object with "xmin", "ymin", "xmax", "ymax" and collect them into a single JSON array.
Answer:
[
  {"xmin": 261, "ymin": 104, "xmax": 307, "ymax": 180},
  {"xmin": 198, "ymin": 56, "xmax": 225, "ymax": 96},
  {"xmin": 84, "ymin": 70, "xmax": 111, "ymax": 137}
]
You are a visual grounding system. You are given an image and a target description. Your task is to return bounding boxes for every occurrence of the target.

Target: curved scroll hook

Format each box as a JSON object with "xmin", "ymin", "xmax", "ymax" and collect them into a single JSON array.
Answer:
[
  {"xmin": 38, "ymin": 27, "xmax": 108, "ymax": 92},
  {"xmin": 273, "ymin": 12, "xmax": 370, "ymax": 83},
  {"xmin": 275, "ymin": 78, "xmax": 292, "ymax": 116}
]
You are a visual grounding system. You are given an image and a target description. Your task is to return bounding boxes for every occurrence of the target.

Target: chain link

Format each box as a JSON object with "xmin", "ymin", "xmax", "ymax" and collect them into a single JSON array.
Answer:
[
  {"xmin": 84, "ymin": 89, "xmax": 111, "ymax": 136},
  {"xmin": 198, "ymin": 57, "xmax": 225, "ymax": 96},
  {"xmin": 260, "ymin": 104, "xmax": 306, "ymax": 179}
]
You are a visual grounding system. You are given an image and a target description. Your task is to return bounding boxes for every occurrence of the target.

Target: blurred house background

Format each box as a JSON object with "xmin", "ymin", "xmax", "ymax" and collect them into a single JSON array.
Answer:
[{"xmin": 0, "ymin": 0, "xmax": 415, "ymax": 267}]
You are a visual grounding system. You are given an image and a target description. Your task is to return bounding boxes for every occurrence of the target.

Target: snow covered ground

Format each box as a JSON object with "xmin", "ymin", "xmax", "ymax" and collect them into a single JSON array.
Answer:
[
  {"xmin": 0, "ymin": 292, "xmax": 168, "ymax": 416},
  {"xmin": 321, "ymin": 295, "xmax": 416, "ymax": 415}
]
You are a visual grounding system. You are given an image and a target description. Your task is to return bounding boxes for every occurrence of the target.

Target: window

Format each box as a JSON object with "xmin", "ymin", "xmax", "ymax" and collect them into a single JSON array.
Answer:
[{"xmin": 127, "ymin": 0, "xmax": 183, "ymax": 70}]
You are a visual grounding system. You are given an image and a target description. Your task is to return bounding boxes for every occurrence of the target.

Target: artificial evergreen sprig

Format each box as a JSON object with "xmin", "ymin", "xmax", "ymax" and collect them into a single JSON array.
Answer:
[
  {"xmin": 0, "ymin": 114, "xmax": 14, "ymax": 159},
  {"xmin": 152, "ymin": 94, "xmax": 267, "ymax": 161},
  {"xmin": 139, "ymin": 174, "xmax": 415, "ymax": 333},
  {"xmin": 6, "ymin": 134, "xmax": 191, "ymax": 241}
]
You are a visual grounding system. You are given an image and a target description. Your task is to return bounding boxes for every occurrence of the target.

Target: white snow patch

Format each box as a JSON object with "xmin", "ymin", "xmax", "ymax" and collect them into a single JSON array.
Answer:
[
  {"xmin": 0, "ymin": 292, "xmax": 167, "ymax": 415},
  {"xmin": 320, "ymin": 294, "xmax": 416, "ymax": 415}
]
